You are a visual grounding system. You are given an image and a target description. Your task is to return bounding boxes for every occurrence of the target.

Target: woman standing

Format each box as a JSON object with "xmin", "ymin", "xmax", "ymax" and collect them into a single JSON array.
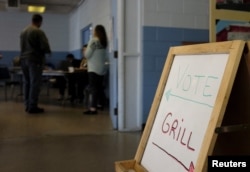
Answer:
[{"xmin": 84, "ymin": 25, "xmax": 108, "ymax": 115}]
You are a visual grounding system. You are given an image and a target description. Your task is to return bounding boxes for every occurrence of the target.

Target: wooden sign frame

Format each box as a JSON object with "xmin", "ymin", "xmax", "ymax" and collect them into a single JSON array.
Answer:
[{"xmin": 115, "ymin": 40, "xmax": 246, "ymax": 172}]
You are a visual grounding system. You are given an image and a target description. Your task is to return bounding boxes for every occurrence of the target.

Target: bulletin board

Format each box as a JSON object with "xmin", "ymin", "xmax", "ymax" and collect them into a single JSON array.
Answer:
[{"xmin": 115, "ymin": 40, "xmax": 246, "ymax": 172}]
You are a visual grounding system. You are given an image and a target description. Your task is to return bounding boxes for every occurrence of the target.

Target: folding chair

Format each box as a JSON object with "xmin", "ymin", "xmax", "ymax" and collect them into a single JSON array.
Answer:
[{"xmin": 0, "ymin": 65, "xmax": 21, "ymax": 101}]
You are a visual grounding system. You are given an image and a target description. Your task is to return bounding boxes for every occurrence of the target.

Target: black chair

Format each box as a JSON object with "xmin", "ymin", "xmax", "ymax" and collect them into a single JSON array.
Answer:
[{"xmin": 0, "ymin": 65, "xmax": 21, "ymax": 101}]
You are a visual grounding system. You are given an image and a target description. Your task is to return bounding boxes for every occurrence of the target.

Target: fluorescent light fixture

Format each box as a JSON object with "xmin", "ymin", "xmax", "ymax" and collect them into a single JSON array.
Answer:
[{"xmin": 28, "ymin": 5, "xmax": 46, "ymax": 13}]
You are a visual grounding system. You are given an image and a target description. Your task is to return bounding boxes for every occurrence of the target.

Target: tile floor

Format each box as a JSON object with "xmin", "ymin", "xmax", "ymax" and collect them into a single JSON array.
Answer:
[{"xmin": 0, "ymin": 86, "xmax": 142, "ymax": 172}]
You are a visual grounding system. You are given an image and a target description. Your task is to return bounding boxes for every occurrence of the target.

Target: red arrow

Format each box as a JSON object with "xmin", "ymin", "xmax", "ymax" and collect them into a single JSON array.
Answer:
[{"xmin": 189, "ymin": 161, "xmax": 195, "ymax": 172}]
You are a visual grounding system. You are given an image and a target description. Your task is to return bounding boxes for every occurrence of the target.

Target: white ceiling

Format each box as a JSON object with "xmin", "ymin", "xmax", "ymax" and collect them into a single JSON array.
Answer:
[{"xmin": 0, "ymin": 0, "xmax": 84, "ymax": 13}]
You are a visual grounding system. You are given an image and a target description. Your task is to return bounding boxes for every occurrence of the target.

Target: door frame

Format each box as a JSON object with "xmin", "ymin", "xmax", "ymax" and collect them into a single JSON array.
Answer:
[{"xmin": 117, "ymin": 0, "xmax": 143, "ymax": 131}]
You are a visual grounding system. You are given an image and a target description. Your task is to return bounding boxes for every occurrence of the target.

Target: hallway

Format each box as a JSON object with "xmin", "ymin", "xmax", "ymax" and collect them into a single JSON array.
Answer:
[{"xmin": 0, "ymin": 87, "xmax": 141, "ymax": 172}]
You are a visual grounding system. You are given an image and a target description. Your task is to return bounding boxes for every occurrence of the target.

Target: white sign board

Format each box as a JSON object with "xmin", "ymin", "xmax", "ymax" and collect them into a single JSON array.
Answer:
[{"xmin": 141, "ymin": 54, "xmax": 229, "ymax": 172}]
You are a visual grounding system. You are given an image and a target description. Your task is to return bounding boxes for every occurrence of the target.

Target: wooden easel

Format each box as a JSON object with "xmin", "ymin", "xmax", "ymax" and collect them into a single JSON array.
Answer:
[
  {"xmin": 115, "ymin": 41, "xmax": 249, "ymax": 172},
  {"xmin": 213, "ymin": 41, "xmax": 250, "ymax": 155}
]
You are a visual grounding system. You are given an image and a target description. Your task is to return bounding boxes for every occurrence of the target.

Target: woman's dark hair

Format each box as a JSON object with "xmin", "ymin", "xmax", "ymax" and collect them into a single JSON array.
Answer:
[{"xmin": 94, "ymin": 25, "xmax": 108, "ymax": 48}]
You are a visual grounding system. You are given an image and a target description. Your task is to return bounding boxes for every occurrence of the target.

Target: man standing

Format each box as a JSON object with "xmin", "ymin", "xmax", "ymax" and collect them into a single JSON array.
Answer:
[{"xmin": 20, "ymin": 14, "xmax": 51, "ymax": 114}]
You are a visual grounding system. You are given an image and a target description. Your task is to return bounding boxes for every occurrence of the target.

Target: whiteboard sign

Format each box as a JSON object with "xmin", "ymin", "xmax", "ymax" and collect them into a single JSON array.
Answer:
[{"xmin": 141, "ymin": 54, "xmax": 229, "ymax": 172}]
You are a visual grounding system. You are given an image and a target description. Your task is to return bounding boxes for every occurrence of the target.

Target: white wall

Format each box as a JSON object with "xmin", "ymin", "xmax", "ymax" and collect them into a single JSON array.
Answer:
[
  {"xmin": 0, "ymin": 11, "xmax": 69, "ymax": 51},
  {"xmin": 68, "ymin": 0, "xmax": 111, "ymax": 51},
  {"xmin": 0, "ymin": 11, "xmax": 28, "ymax": 51},
  {"xmin": 143, "ymin": 0, "xmax": 209, "ymax": 29},
  {"xmin": 0, "ymin": 0, "xmax": 112, "ymax": 52},
  {"xmin": 42, "ymin": 13, "xmax": 69, "ymax": 51}
]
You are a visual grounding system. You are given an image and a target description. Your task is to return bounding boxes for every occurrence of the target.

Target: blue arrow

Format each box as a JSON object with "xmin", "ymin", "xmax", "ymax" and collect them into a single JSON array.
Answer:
[
  {"xmin": 165, "ymin": 89, "xmax": 172, "ymax": 101},
  {"xmin": 165, "ymin": 89, "xmax": 213, "ymax": 108}
]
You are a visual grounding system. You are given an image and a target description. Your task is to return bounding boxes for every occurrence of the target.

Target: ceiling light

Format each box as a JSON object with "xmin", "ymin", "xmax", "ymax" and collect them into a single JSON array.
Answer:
[{"xmin": 28, "ymin": 5, "xmax": 46, "ymax": 13}]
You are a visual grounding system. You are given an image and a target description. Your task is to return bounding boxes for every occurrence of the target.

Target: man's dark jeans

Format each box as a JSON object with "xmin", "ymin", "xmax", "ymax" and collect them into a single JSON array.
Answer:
[{"xmin": 21, "ymin": 59, "xmax": 43, "ymax": 110}]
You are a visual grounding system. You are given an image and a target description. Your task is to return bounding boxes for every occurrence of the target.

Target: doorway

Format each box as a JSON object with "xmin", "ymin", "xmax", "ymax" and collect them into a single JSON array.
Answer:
[{"xmin": 81, "ymin": 24, "xmax": 93, "ymax": 46}]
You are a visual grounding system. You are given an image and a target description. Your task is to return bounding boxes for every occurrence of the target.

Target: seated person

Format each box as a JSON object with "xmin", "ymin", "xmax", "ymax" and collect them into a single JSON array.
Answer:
[
  {"xmin": 79, "ymin": 45, "xmax": 88, "ymax": 70},
  {"xmin": 56, "ymin": 53, "xmax": 84, "ymax": 103},
  {"xmin": 12, "ymin": 56, "xmax": 21, "ymax": 66},
  {"xmin": 77, "ymin": 45, "xmax": 89, "ymax": 103}
]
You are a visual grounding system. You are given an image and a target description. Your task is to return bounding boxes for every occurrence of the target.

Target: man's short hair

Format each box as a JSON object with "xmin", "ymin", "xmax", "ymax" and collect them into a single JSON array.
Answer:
[
  {"xmin": 32, "ymin": 14, "xmax": 43, "ymax": 23},
  {"xmin": 66, "ymin": 53, "xmax": 74, "ymax": 59}
]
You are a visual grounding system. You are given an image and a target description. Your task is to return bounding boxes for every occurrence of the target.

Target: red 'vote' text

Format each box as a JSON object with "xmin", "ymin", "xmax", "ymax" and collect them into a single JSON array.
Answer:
[{"xmin": 162, "ymin": 112, "xmax": 195, "ymax": 151}]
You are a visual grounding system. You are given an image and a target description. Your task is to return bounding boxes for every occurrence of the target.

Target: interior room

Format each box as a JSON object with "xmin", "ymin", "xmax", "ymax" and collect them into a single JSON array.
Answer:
[{"xmin": 0, "ymin": 0, "xmax": 249, "ymax": 172}]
